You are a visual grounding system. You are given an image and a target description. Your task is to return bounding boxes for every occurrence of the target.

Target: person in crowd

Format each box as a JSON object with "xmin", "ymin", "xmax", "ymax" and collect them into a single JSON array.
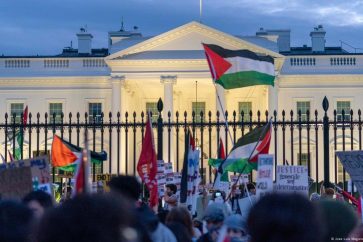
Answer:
[
  {"xmin": 0, "ymin": 200, "xmax": 34, "ymax": 242},
  {"xmin": 246, "ymin": 183, "xmax": 256, "ymax": 195},
  {"xmin": 209, "ymin": 190, "xmax": 232, "ymax": 216},
  {"xmin": 38, "ymin": 194, "xmax": 144, "ymax": 242},
  {"xmin": 109, "ymin": 175, "xmax": 142, "ymax": 205},
  {"xmin": 247, "ymin": 193, "xmax": 324, "ymax": 242},
  {"xmin": 193, "ymin": 218, "xmax": 203, "ymax": 236},
  {"xmin": 198, "ymin": 203, "xmax": 226, "ymax": 242},
  {"xmin": 224, "ymin": 214, "xmax": 249, "ymax": 242},
  {"xmin": 164, "ymin": 184, "xmax": 178, "ymax": 211},
  {"xmin": 166, "ymin": 207, "xmax": 201, "ymax": 240},
  {"xmin": 109, "ymin": 175, "xmax": 176, "ymax": 242},
  {"xmin": 167, "ymin": 222, "xmax": 193, "ymax": 242},
  {"xmin": 310, "ymin": 192, "xmax": 321, "ymax": 202},
  {"xmin": 317, "ymin": 199, "xmax": 358, "ymax": 242},
  {"xmin": 322, "ymin": 187, "xmax": 336, "ymax": 199},
  {"xmin": 23, "ymin": 190, "xmax": 53, "ymax": 219},
  {"xmin": 59, "ymin": 186, "xmax": 72, "ymax": 203}
]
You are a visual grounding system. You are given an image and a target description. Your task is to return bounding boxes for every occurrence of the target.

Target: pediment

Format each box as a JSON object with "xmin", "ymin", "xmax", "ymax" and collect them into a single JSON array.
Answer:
[{"xmin": 106, "ymin": 21, "xmax": 283, "ymax": 61}]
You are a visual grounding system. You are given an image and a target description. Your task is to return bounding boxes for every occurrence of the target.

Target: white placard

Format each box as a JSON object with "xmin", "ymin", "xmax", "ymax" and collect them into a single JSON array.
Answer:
[
  {"xmin": 336, "ymin": 151, "xmax": 363, "ymax": 195},
  {"xmin": 275, "ymin": 165, "xmax": 309, "ymax": 196},
  {"xmin": 165, "ymin": 162, "xmax": 173, "ymax": 174},
  {"xmin": 256, "ymin": 155, "xmax": 274, "ymax": 199},
  {"xmin": 157, "ymin": 160, "xmax": 165, "ymax": 173}
]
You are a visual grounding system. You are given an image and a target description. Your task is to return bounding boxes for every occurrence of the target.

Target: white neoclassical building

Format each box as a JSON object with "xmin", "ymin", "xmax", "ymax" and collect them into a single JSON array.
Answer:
[{"xmin": 0, "ymin": 21, "xmax": 362, "ymax": 183}]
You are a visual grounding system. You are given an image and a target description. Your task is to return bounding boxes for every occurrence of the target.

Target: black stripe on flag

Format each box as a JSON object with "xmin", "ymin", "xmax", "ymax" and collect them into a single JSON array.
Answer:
[{"xmin": 204, "ymin": 44, "xmax": 274, "ymax": 64}]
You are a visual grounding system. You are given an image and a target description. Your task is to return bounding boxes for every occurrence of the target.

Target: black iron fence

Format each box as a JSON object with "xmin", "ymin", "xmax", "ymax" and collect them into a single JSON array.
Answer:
[{"xmin": 1, "ymin": 97, "xmax": 362, "ymax": 192}]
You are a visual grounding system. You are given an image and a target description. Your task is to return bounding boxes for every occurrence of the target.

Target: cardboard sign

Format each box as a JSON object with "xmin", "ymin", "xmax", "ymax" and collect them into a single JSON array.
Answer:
[
  {"xmin": 95, "ymin": 174, "xmax": 116, "ymax": 192},
  {"xmin": 0, "ymin": 166, "xmax": 33, "ymax": 200},
  {"xmin": 18, "ymin": 156, "xmax": 51, "ymax": 185},
  {"xmin": 157, "ymin": 160, "xmax": 165, "ymax": 173},
  {"xmin": 275, "ymin": 165, "xmax": 309, "ymax": 196},
  {"xmin": 336, "ymin": 151, "xmax": 363, "ymax": 195},
  {"xmin": 237, "ymin": 195, "xmax": 257, "ymax": 220},
  {"xmin": 256, "ymin": 155, "xmax": 274, "ymax": 199},
  {"xmin": 165, "ymin": 162, "xmax": 173, "ymax": 174}
]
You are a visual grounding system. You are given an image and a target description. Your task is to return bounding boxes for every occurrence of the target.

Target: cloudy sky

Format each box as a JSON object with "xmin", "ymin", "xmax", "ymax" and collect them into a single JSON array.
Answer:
[{"xmin": 1, "ymin": 0, "xmax": 363, "ymax": 55}]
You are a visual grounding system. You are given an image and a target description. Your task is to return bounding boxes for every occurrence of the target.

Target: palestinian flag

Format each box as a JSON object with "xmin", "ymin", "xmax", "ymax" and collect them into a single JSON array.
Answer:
[
  {"xmin": 203, "ymin": 43, "xmax": 275, "ymax": 89},
  {"xmin": 216, "ymin": 121, "xmax": 272, "ymax": 174},
  {"xmin": 51, "ymin": 135, "xmax": 107, "ymax": 171}
]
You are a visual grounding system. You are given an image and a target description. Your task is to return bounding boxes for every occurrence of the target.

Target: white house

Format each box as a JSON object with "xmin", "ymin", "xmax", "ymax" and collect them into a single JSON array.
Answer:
[{"xmin": 0, "ymin": 21, "xmax": 361, "ymax": 184}]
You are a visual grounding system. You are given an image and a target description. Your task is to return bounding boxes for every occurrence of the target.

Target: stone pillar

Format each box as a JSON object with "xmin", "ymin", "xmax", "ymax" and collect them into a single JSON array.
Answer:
[
  {"xmin": 160, "ymin": 75, "xmax": 177, "ymax": 167},
  {"xmin": 109, "ymin": 75, "xmax": 126, "ymax": 175}
]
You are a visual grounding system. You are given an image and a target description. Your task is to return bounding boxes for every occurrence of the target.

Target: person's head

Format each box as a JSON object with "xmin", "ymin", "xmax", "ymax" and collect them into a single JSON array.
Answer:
[
  {"xmin": 109, "ymin": 175, "xmax": 141, "ymax": 201},
  {"xmin": 167, "ymin": 222, "xmax": 193, "ymax": 242},
  {"xmin": 166, "ymin": 207, "xmax": 194, "ymax": 237},
  {"xmin": 165, "ymin": 184, "xmax": 177, "ymax": 196},
  {"xmin": 322, "ymin": 188, "xmax": 335, "ymax": 199},
  {"xmin": 23, "ymin": 190, "xmax": 53, "ymax": 219},
  {"xmin": 224, "ymin": 214, "xmax": 247, "ymax": 239},
  {"xmin": 310, "ymin": 192, "xmax": 321, "ymax": 202},
  {"xmin": 37, "ymin": 194, "xmax": 140, "ymax": 242},
  {"xmin": 318, "ymin": 199, "xmax": 358, "ymax": 242},
  {"xmin": 246, "ymin": 183, "xmax": 256, "ymax": 195},
  {"xmin": 248, "ymin": 193, "xmax": 324, "ymax": 242},
  {"xmin": 203, "ymin": 203, "xmax": 226, "ymax": 232},
  {"xmin": 0, "ymin": 200, "xmax": 34, "ymax": 242}
]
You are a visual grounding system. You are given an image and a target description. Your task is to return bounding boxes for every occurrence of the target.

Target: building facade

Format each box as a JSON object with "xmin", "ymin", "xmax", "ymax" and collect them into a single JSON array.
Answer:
[{"xmin": 0, "ymin": 21, "xmax": 362, "ymax": 184}]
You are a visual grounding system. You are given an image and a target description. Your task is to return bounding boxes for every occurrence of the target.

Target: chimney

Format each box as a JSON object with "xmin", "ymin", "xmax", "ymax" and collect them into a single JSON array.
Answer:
[
  {"xmin": 77, "ymin": 27, "xmax": 93, "ymax": 54},
  {"xmin": 310, "ymin": 25, "xmax": 326, "ymax": 52}
]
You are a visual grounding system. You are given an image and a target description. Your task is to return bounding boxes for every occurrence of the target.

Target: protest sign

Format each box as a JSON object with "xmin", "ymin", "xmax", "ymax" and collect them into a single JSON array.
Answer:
[
  {"xmin": 95, "ymin": 174, "xmax": 116, "ymax": 192},
  {"xmin": 275, "ymin": 165, "xmax": 309, "ymax": 196},
  {"xmin": 336, "ymin": 150, "xmax": 363, "ymax": 195},
  {"xmin": 157, "ymin": 160, "xmax": 165, "ymax": 173},
  {"xmin": 0, "ymin": 166, "xmax": 33, "ymax": 199},
  {"xmin": 165, "ymin": 162, "xmax": 173, "ymax": 174},
  {"xmin": 230, "ymin": 174, "xmax": 250, "ymax": 185},
  {"xmin": 18, "ymin": 156, "xmax": 51, "ymax": 186},
  {"xmin": 237, "ymin": 195, "xmax": 257, "ymax": 221},
  {"xmin": 256, "ymin": 155, "xmax": 274, "ymax": 199}
]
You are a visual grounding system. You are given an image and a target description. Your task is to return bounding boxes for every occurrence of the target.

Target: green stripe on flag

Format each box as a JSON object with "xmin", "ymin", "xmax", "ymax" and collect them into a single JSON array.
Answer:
[{"xmin": 216, "ymin": 71, "xmax": 274, "ymax": 89}]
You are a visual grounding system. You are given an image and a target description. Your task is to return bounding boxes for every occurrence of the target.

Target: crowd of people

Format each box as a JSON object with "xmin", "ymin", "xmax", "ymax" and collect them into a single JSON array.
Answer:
[{"xmin": 0, "ymin": 176, "xmax": 362, "ymax": 242}]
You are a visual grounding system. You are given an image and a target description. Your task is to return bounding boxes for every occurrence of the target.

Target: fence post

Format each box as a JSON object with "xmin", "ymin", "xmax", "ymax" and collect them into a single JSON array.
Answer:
[
  {"xmin": 157, "ymin": 98, "xmax": 163, "ymax": 160},
  {"xmin": 323, "ymin": 96, "xmax": 330, "ymax": 188}
]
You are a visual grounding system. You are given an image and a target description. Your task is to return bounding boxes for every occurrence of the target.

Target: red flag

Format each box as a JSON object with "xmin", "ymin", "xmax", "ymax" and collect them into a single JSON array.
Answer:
[
  {"xmin": 218, "ymin": 138, "xmax": 226, "ymax": 159},
  {"xmin": 23, "ymin": 105, "xmax": 28, "ymax": 126},
  {"xmin": 73, "ymin": 133, "xmax": 90, "ymax": 196},
  {"xmin": 137, "ymin": 117, "xmax": 158, "ymax": 208}
]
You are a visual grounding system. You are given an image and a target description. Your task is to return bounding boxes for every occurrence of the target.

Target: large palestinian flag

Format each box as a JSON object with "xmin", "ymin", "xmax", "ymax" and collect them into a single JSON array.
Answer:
[
  {"xmin": 203, "ymin": 43, "xmax": 275, "ymax": 89},
  {"xmin": 210, "ymin": 121, "xmax": 272, "ymax": 174},
  {"xmin": 51, "ymin": 135, "xmax": 107, "ymax": 171}
]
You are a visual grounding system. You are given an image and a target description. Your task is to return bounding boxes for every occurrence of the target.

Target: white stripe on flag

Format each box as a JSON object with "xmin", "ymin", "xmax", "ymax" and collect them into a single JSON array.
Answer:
[{"xmin": 225, "ymin": 56, "xmax": 274, "ymax": 76}]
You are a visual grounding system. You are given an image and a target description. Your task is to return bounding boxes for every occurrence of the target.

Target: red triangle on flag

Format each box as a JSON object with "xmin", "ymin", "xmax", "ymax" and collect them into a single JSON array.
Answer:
[{"xmin": 203, "ymin": 44, "xmax": 232, "ymax": 80}]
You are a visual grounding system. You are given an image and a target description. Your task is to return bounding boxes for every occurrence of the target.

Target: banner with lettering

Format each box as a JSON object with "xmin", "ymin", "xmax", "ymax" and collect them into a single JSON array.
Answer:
[
  {"xmin": 336, "ymin": 150, "xmax": 363, "ymax": 195},
  {"xmin": 275, "ymin": 165, "xmax": 309, "ymax": 196},
  {"xmin": 256, "ymin": 155, "xmax": 274, "ymax": 199}
]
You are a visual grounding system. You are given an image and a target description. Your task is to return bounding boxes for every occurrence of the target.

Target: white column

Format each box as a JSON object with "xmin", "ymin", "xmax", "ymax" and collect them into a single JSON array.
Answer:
[
  {"xmin": 216, "ymin": 84, "xmax": 228, "ymax": 148},
  {"xmin": 268, "ymin": 73, "xmax": 279, "ymax": 117},
  {"xmin": 109, "ymin": 75, "xmax": 126, "ymax": 175},
  {"xmin": 160, "ymin": 75, "xmax": 177, "ymax": 166}
]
